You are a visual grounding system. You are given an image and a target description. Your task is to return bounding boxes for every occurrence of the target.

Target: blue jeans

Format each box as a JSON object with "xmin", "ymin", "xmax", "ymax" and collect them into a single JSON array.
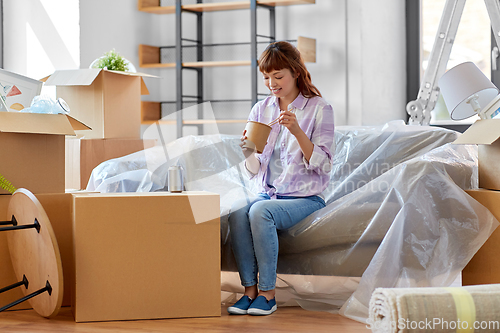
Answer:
[{"xmin": 228, "ymin": 194, "xmax": 325, "ymax": 291}]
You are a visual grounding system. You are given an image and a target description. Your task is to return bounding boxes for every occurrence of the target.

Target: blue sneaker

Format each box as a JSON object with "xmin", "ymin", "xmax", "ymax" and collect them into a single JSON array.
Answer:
[
  {"xmin": 247, "ymin": 295, "xmax": 277, "ymax": 315},
  {"xmin": 227, "ymin": 295, "xmax": 254, "ymax": 315}
]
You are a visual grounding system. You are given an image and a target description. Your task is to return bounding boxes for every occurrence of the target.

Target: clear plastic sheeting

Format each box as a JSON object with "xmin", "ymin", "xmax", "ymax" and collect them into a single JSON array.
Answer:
[{"xmin": 87, "ymin": 120, "xmax": 499, "ymax": 322}]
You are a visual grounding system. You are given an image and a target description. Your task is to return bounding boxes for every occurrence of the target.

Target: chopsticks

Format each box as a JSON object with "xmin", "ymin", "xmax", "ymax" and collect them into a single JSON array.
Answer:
[
  {"xmin": 267, "ymin": 107, "xmax": 295, "ymax": 127},
  {"xmin": 267, "ymin": 116, "xmax": 280, "ymax": 127}
]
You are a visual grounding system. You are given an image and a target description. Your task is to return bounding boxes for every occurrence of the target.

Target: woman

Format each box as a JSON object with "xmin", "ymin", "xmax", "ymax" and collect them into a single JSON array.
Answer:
[{"xmin": 227, "ymin": 41, "xmax": 335, "ymax": 316}]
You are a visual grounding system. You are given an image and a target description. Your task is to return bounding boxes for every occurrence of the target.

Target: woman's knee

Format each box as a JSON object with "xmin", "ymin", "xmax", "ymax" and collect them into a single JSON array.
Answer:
[
  {"xmin": 228, "ymin": 198, "xmax": 254, "ymax": 227},
  {"xmin": 248, "ymin": 201, "xmax": 274, "ymax": 223}
]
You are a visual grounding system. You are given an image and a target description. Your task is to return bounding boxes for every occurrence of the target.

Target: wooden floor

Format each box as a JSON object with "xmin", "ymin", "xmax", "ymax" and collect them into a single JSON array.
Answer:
[{"xmin": 0, "ymin": 306, "xmax": 371, "ymax": 332}]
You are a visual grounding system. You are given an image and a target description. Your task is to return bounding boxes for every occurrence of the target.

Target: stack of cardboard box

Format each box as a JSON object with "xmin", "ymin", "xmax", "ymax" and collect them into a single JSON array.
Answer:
[
  {"xmin": 43, "ymin": 69, "xmax": 157, "ymax": 190},
  {"xmin": 0, "ymin": 111, "xmax": 89, "ymax": 310},
  {"xmin": 0, "ymin": 71, "xmax": 221, "ymax": 321},
  {"xmin": 457, "ymin": 120, "xmax": 500, "ymax": 285},
  {"xmin": 1, "ymin": 69, "xmax": 156, "ymax": 309}
]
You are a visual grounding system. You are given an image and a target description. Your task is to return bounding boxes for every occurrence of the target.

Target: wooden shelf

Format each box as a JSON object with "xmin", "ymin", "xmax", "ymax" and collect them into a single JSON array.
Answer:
[
  {"xmin": 138, "ymin": 0, "xmax": 175, "ymax": 14},
  {"xmin": 141, "ymin": 120, "xmax": 176, "ymax": 125},
  {"xmin": 138, "ymin": 0, "xmax": 315, "ymax": 14},
  {"xmin": 139, "ymin": 44, "xmax": 251, "ymax": 68},
  {"xmin": 141, "ymin": 63, "xmax": 177, "ymax": 68},
  {"xmin": 139, "ymin": 36, "xmax": 315, "ymax": 68},
  {"xmin": 141, "ymin": 119, "xmax": 248, "ymax": 125},
  {"xmin": 141, "ymin": 101, "xmax": 162, "ymax": 123},
  {"xmin": 141, "ymin": 60, "xmax": 250, "ymax": 68},
  {"xmin": 183, "ymin": 119, "xmax": 247, "ymax": 124},
  {"xmin": 183, "ymin": 60, "xmax": 251, "ymax": 67},
  {"xmin": 141, "ymin": 101, "xmax": 248, "ymax": 125}
]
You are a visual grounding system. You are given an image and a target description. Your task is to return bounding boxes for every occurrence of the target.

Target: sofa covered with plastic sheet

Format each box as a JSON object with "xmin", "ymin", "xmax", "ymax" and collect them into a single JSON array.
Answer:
[{"xmin": 87, "ymin": 120, "xmax": 499, "ymax": 322}]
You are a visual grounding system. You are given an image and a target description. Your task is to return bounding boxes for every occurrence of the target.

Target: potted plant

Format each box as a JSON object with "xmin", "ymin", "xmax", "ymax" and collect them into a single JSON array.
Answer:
[{"xmin": 90, "ymin": 49, "xmax": 136, "ymax": 72}]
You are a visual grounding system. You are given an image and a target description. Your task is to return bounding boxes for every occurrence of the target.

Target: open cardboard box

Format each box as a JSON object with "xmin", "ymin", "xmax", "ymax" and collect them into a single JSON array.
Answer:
[
  {"xmin": 0, "ymin": 112, "xmax": 90, "ymax": 194},
  {"xmin": 43, "ymin": 69, "xmax": 156, "ymax": 139},
  {"xmin": 453, "ymin": 119, "xmax": 500, "ymax": 191}
]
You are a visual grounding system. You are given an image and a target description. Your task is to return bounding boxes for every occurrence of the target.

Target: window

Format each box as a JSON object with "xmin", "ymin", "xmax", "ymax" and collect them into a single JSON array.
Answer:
[
  {"xmin": 3, "ymin": 0, "xmax": 80, "ymax": 97},
  {"xmin": 421, "ymin": 0, "xmax": 492, "ymax": 123}
]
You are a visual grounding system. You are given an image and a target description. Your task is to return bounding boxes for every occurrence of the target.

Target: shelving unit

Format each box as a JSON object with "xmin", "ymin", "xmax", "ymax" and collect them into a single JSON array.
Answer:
[
  {"xmin": 138, "ymin": 0, "xmax": 315, "ymax": 138},
  {"xmin": 138, "ymin": 0, "xmax": 315, "ymax": 14}
]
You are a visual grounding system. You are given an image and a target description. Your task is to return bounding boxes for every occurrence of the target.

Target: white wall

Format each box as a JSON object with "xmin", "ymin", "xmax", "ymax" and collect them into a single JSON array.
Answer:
[
  {"xmin": 79, "ymin": 1, "xmax": 164, "ymax": 101},
  {"xmin": 276, "ymin": 0, "xmax": 347, "ymax": 125},
  {"xmin": 346, "ymin": 0, "xmax": 407, "ymax": 125},
  {"xmin": 4, "ymin": 0, "xmax": 80, "ymax": 80}
]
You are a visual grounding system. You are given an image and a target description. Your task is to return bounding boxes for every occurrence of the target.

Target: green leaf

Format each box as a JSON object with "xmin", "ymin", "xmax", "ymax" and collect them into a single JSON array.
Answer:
[{"xmin": 92, "ymin": 49, "xmax": 129, "ymax": 72}]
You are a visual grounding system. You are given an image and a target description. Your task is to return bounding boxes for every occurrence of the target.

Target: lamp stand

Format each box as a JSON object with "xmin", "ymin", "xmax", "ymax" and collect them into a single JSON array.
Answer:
[{"xmin": 406, "ymin": 0, "xmax": 500, "ymax": 125}]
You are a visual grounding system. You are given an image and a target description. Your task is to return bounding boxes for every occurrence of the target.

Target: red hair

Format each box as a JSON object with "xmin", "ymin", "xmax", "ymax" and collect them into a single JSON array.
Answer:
[{"xmin": 258, "ymin": 41, "xmax": 321, "ymax": 98}]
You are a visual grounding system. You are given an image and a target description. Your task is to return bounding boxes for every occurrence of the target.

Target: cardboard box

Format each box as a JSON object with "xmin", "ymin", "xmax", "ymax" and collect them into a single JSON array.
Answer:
[
  {"xmin": 0, "ymin": 112, "xmax": 89, "ymax": 194},
  {"xmin": 0, "ymin": 193, "xmax": 74, "ymax": 310},
  {"xmin": 463, "ymin": 189, "xmax": 500, "ymax": 285},
  {"xmin": 65, "ymin": 138, "xmax": 157, "ymax": 190},
  {"xmin": 71, "ymin": 191, "xmax": 220, "ymax": 322},
  {"xmin": 43, "ymin": 69, "xmax": 154, "ymax": 139},
  {"xmin": 454, "ymin": 119, "xmax": 500, "ymax": 190}
]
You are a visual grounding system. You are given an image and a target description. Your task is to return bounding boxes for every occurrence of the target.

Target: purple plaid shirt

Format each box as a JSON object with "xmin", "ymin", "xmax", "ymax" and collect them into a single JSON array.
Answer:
[{"xmin": 246, "ymin": 93, "xmax": 335, "ymax": 198}]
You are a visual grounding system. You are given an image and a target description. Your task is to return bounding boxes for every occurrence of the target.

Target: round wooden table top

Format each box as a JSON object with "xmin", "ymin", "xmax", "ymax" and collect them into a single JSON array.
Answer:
[{"xmin": 6, "ymin": 189, "xmax": 63, "ymax": 318}]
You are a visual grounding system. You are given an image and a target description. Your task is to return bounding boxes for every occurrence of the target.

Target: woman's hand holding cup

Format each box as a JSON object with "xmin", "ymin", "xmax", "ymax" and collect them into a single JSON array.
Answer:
[{"xmin": 240, "ymin": 129, "xmax": 257, "ymax": 159}]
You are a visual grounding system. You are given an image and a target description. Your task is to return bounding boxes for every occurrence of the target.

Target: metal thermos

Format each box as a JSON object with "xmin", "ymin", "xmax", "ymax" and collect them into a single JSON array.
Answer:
[{"xmin": 168, "ymin": 165, "xmax": 184, "ymax": 193}]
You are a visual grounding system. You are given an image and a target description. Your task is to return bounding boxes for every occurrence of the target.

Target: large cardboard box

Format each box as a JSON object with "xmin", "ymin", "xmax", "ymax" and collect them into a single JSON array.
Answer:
[
  {"xmin": 43, "ymin": 69, "xmax": 154, "ymax": 139},
  {"xmin": 463, "ymin": 189, "xmax": 500, "ymax": 285},
  {"xmin": 454, "ymin": 119, "xmax": 500, "ymax": 190},
  {"xmin": 0, "ymin": 193, "xmax": 74, "ymax": 310},
  {"xmin": 71, "ymin": 191, "xmax": 221, "ymax": 322},
  {"xmin": 0, "ymin": 112, "xmax": 89, "ymax": 194},
  {"xmin": 65, "ymin": 138, "xmax": 156, "ymax": 190}
]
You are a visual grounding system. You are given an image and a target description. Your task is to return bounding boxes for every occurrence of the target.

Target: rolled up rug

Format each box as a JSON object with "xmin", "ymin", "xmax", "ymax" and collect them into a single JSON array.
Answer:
[{"xmin": 368, "ymin": 284, "xmax": 500, "ymax": 333}]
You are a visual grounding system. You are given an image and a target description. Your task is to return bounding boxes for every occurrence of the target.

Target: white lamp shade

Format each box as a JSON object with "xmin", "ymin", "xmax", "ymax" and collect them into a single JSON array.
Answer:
[{"xmin": 439, "ymin": 62, "xmax": 499, "ymax": 120}]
